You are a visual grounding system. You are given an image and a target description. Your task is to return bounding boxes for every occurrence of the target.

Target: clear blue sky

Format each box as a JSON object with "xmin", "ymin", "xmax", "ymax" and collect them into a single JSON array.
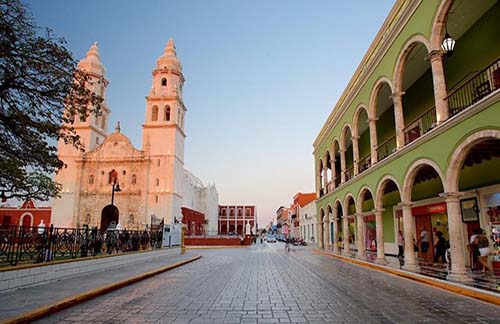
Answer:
[{"xmin": 27, "ymin": 0, "xmax": 394, "ymax": 226}]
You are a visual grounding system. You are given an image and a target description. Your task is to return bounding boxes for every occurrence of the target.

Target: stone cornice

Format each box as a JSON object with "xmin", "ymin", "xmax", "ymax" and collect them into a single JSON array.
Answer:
[
  {"xmin": 142, "ymin": 123, "xmax": 187, "ymax": 138},
  {"xmin": 313, "ymin": 0, "xmax": 421, "ymax": 153}
]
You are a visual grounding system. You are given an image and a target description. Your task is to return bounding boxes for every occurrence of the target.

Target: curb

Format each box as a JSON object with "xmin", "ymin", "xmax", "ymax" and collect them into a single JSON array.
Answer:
[
  {"xmin": 312, "ymin": 249, "xmax": 500, "ymax": 306},
  {"xmin": 0, "ymin": 255, "xmax": 201, "ymax": 324}
]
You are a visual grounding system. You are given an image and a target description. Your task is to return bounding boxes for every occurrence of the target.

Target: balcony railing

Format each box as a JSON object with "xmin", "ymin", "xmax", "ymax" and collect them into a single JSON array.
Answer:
[
  {"xmin": 334, "ymin": 174, "xmax": 341, "ymax": 188},
  {"xmin": 404, "ymin": 105, "xmax": 437, "ymax": 145},
  {"xmin": 358, "ymin": 154, "xmax": 371, "ymax": 174},
  {"xmin": 327, "ymin": 181, "xmax": 335, "ymax": 192},
  {"xmin": 447, "ymin": 57, "xmax": 500, "ymax": 118},
  {"xmin": 377, "ymin": 135, "xmax": 397, "ymax": 161},
  {"xmin": 345, "ymin": 166, "xmax": 354, "ymax": 182}
]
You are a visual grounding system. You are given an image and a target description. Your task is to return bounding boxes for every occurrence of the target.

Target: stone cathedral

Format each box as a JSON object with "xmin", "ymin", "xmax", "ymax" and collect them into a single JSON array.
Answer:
[{"xmin": 51, "ymin": 40, "xmax": 219, "ymax": 231}]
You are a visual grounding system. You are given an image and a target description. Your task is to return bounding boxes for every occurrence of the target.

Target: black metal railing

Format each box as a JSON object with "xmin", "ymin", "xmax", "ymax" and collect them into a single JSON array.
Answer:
[
  {"xmin": 377, "ymin": 135, "xmax": 397, "ymax": 161},
  {"xmin": 0, "ymin": 225, "xmax": 163, "ymax": 267},
  {"xmin": 404, "ymin": 105, "xmax": 437, "ymax": 145},
  {"xmin": 447, "ymin": 57, "xmax": 500, "ymax": 117},
  {"xmin": 358, "ymin": 154, "xmax": 371, "ymax": 174},
  {"xmin": 334, "ymin": 174, "xmax": 341, "ymax": 188}
]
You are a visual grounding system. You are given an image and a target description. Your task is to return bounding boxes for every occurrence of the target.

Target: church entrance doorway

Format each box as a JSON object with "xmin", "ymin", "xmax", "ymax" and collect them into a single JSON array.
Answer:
[{"xmin": 101, "ymin": 205, "xmax": 119, "ymax": 231}]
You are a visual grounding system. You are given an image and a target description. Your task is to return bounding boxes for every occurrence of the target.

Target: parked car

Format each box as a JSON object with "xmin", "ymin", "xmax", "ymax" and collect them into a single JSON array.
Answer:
[{"xmin": 266, "ymin": 234, "xmax": 276, "ymax": 243}]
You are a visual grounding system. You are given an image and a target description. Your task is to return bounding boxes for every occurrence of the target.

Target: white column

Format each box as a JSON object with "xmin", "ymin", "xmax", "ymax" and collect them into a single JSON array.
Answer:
[
  {"xmin": 428, "ymin": 50, "xmax": 449, "ymax": 124},
  {"xmin": 373, "ymin": 208, "xmax": 387, "ymax": 264},
  {"xmin": 355, "ymin": 213, "xmax": 366, "ymax": 260},
  {"xmin": 352, "ymin": 135, "xmax": 360, "ymax": 176},
  {"xmin": 401, "ymin": 202, "xmax": 419, "ymax": 271},
  {"xmin": 340, "ymin": 148, "xmax": 346, "ymax": 183},
  {"xmin": 323, "ymin": 166, "xmax": 328, "ymax": 194},
  {"xmin": 324, "ymin": 219, "xmax": 330, "ymax": 251},
  {"xmin": 369, "ymin": 118, "xmax": 378, "ymax": 165},
  {"xmin": 332, "ymin": 216, "xmax": 339, "ymax": 254},
  {"xmin": 390, "ymin": 91, "xmax": 406, "ymax": 149},
  {"xmin": 331, "ymin": 156, "xmax": 337, "ymax": 189},
  {"xmin": 441, "ymin": 192, "xmax": 469, "ymax": 282},
  {"xmin": 318, "ymin": 219, "xmax": 324, "ymax": 249},
  {"xmin": 343, "ymin": 216, "xmax": 350, "ymax": 256}
]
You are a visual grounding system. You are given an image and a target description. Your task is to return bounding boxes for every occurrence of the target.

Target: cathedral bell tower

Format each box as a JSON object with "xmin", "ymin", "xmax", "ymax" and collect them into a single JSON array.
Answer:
[
  {"xmin": 142, "ymin": 39, "xmax": 187, "ymax": 225},
  {"xmin": 52, "ymin": 42, "xmax": 111, "ymax": 227}
]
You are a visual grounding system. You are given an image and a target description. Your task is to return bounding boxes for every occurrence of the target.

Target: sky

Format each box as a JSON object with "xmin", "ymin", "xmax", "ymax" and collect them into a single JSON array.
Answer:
[{"xmin": 26, "ymin": 0, "xmax": 395, "ymax": 226}]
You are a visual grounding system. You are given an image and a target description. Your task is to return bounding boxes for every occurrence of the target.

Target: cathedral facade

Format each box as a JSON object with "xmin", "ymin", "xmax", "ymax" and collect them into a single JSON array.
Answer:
[{"xmin": 51, "ymin": 40, "xmax": 218, "ymax": 231}]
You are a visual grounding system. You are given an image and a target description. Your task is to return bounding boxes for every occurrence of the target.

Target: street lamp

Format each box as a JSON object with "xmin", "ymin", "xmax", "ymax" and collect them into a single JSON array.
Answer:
[
  {"xmin": 110, "ymin": 180, "xmax": 121, "ymax": 206},
  {"xmin": 441, "ymin": 21, "xmax": 455, "ymax": 57}
]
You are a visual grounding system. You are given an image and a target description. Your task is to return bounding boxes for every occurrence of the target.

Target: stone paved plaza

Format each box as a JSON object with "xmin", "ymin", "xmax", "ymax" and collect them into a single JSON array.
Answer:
[{"xmin": 36, "ymin": 243, "xmax": 500, "ymax": 324}]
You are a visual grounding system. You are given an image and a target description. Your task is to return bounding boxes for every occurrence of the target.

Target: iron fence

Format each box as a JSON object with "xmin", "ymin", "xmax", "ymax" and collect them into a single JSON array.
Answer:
[
  {"xmin": 0, "ymin": 225, "xmax": 163, "ymax": 267},
  {"xmin": 447, "ymin": 57, "xmax": 500, "ymax": 117}
]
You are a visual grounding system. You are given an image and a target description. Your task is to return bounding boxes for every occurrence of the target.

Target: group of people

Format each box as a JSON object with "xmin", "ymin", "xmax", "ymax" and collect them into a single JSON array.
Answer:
[
  {"xmin": 397, "ymin": 226, "xmax": 449, "ymax": 266},
  {"xmin": 397, "ymin": 226, "xmax": 495, "ymax": 275}
]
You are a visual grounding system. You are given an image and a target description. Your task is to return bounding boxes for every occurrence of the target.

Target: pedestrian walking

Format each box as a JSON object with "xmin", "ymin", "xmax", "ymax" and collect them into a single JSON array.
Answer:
[
  {"xmin": 474, "ymin": 229, "xmax": 494, "ymax": 275},
  {"xmin": 397, "ymin": 230, "xmax": 404, "ymax": 258},
  {"xmin": 433, "ymin": 231, "xmax": 447, "ymax": 265},
  {"xmin": 419, "ymin": 226, "xmax": 430, "ymax": 264}
]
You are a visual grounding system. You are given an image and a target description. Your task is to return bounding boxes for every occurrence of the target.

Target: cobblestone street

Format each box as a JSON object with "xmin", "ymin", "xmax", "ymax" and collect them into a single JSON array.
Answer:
[{"xmin": 37, "ymin": 243, "xmax": 500, "ymax": 324}]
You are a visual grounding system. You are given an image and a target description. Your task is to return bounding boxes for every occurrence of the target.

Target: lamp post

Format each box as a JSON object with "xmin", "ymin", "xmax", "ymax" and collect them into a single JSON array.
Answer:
[{"xmin": 110, "ymin": 180, "xmax": 121, "ymax": 206}]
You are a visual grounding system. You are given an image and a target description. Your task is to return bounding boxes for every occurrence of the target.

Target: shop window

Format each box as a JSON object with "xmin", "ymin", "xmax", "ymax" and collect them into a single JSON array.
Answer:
[
  {"xmin": 246, "ymin": 208, "xmax": 251, "ymax": 216},
  {"xmin": 129, "ymin": 214, "xmax": 134, "ymax": 224},
  {"xmin": 85, "ymin": 214, "xmax": 91, "ymax": 224}
]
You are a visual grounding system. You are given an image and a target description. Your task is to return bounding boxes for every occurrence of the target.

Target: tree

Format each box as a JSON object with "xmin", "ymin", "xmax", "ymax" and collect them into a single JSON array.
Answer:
[{"xmin": 0, "ymin": 0, "xmax": 103, "ymax": 201}]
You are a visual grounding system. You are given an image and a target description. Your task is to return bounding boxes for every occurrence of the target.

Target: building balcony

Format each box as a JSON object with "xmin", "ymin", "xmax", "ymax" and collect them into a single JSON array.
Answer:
[{"xmin": 447, "ymin": 57, "xmax": 500, "ymax": 118}]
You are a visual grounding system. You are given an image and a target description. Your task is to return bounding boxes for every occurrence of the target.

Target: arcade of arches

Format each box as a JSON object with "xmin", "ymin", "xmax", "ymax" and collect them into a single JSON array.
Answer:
[{"xmin": 314, "ymin": 1, "xmax": 500, "ymax": 281}]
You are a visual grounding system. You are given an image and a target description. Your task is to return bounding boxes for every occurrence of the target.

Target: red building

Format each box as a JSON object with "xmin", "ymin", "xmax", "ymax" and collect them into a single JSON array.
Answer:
[
  {"xmin": 218, "ymin": 205, "xmax": 256, "ymax": 235},
  {"xmin": 181, "ymin": 207, "xmax": 205, "ymax": 236},
  {"xmin": 0, "ymin": 200, "xmax": 51, "ymax": 228}
]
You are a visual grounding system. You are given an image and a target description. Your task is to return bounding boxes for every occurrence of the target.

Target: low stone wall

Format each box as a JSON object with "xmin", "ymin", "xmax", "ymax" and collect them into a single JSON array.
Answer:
[
  {"xmin": 185, "ymin": 235, "xmax": 253, "ymax": 246},
  {"xmin": 0, "ymin": 247, "xmax": 179, "ymax": 293}
]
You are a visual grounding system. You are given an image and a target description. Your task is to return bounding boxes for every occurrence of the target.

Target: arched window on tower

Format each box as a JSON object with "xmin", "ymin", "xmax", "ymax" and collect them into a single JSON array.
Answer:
[
  {"xmin": 165, "ymin": 106, "xmax": 171, "ymax": 121},
  {"xmin": 152, "ymin": 106, "xmax": 158, "ymax": 121},
  {"xmin": 161, "ymin": 78, "xmax": 167, "ymax": 87}
]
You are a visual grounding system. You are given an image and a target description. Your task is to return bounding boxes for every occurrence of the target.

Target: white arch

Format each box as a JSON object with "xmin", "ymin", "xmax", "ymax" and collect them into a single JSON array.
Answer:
[
  {"xmin": 393, "ymin": 34, "xmax": 431, "ymax": 93},
  {"xmin": 19, "ymin": 212, "xmax": 34, "ymax": 227},
  {"xmin": 352, "ymin": 104, "xmax": 370, "ymax": 139},
  {"xmin": 375, "ymin": 175, "xmax": 402, "ymax": 210},
  {"xmin": 402, "ymin": 158, "xmax": 446, "ymax": 203},
  {"xmin": 368, "ymin": 76, "xmax": 394, "ymax": 120},
  {"xmin": 430, "ymin": 0, "xmax": 454, "ymax": 51},
  {"xmin": 357, "ymin": 185, "xmax": 375, "ymax": 212},
  {"xmin": 446, "ymin": 129, "xmax": 500, "ymax": 193},
  {"xmin": 340, "ymin": 123, "xmax": 354, "ymax": 151},
  {"xmin": 343, "ymin": 193, "xmax": 357, "ymax": 216}
]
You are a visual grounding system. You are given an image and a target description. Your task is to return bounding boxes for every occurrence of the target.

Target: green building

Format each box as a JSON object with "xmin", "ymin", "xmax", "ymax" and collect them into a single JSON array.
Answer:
[{"xmin": 313, "ymin": 0, "xmax": 500, "ymax": 281}]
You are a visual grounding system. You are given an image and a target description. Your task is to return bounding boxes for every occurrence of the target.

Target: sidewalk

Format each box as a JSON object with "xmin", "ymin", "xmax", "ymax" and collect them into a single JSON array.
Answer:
[
  {"xmin": 314, "ymin": 249, "xmax": 500, "ymax": 304},
  {"xmin": 0, "ymin": 250, "xmax": 199, "ymax": 322}
]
